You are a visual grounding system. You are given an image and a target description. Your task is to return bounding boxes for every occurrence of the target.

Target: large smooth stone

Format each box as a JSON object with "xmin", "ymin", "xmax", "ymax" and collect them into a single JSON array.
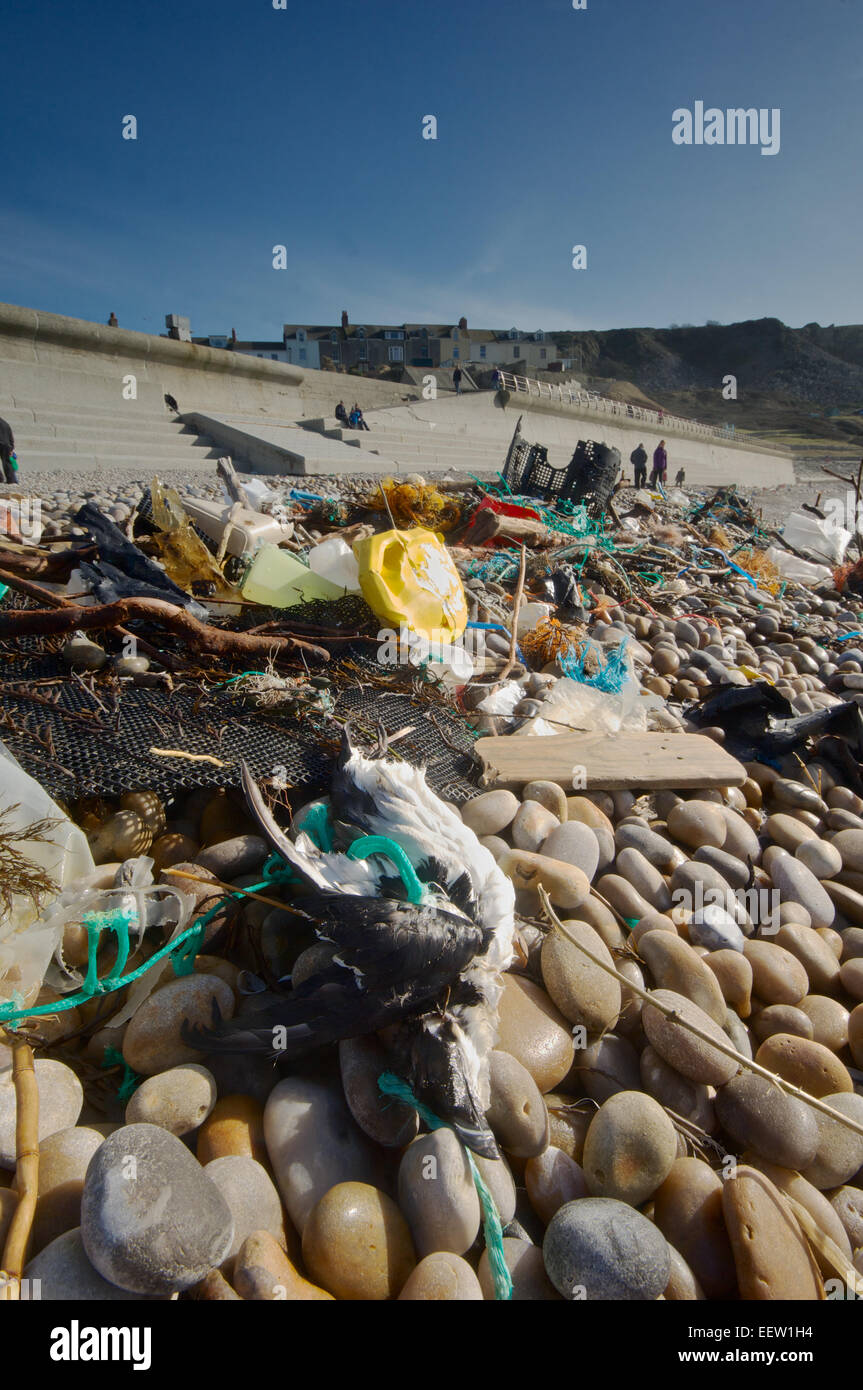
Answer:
[
  {"xmin": 525, "ymin": 1146, "xmax": 588, "ymax": 1224},
  {"xmin": 615, "ymin": 821, "xmax": 684, "ymax": 871},
  {"xmin": 616, "ymin": 847, "xmax": 672, "ymax": 912},
  {"xmin": 541, "ymin": 822, "xmax": 600, "ymax": 881},
  {"xmin": 461, "ymin": 790, "xmax": 519, "ymax": 837},
  {"xmin": 715, "ymin": 1072, "xmax": 819, "ymax": 1169},
  {"xmin": 398, "ymin": 1252, "xmax": 484, "ymax": 1300},
  {"xmin": 642, "ymin": 989, "xmax": 739, "ymax": 1085},
  {"xmin": 302, "ymin": 1182, "xmax": 416, "ymax": 1300},
  {"xmin": 195, "ymin": 834, "xmax": 268, "ymax": 880},
  {"xmin": 703, "ymin": 950, "xmax": 752, "ymax": 1015},
  {"xmin": 125, "ymin": 1063, "xmax": 216, "ymax": 1135},
  {"xmin": 264, "ymin": 1076, "xmax": 381, "ymax": 1234},
  {"xmin": 496, "ymin": 975, "xmax": 575, "ymax": 1092},
  {"xmin": 512, "ymin": 800, "xmax": 560, "ymax": 853},
  {"xmin": 339, "ymin": 1036, "xmax": 419, "ymax": 1148},
  {"xmin": 653, "ymin": 1158, "xmax": 737, "ymax": 1299},
  {"xmin": 28, "ymin": 1126, "xmax": 104, "ymax": 1254},
  {"xmin": 721, "ymin": 1165, "xmax": 823, "ymax": 1300},
  {"xmin": 582, "ymin": 1090, "xmax": 677, "ymax": 1205},
  {"xmin": 751, "ymin": 1004, "xmax": 813, "ymax": 1043},
  {"xmin": 851, "ymin": 1003, "xmax": 863, "ymax": 1068},
  {"xmin": 638, "ymin": 930, "xmax": 726, "ymax": 1025},
  {"xmin": 398, "ymin": 1130, "xmax": 480, "ymax": 1257},
  {"xmin": 664, "ymin": 1245, "xmax": 707, "ymax": 1301},
  {"xmin": 694, "ymin": 845, "xmax": 751, "ymax": 890},
  {"xmin": 80, "ymin": 1124, "xmax": 234, "ymax": 1294},
  {"xmin": 796, "ymin": 838, "xmax": 842, "ymax": 881},
  {"xmin": 766, "ymin": 813, "xmax": 819, "ymax": 854},
  {"xmin": 829, "ymin": 828, "xmax": 863, "ymax": 873},
  {"xmin": 540, "ymin": 922, "xmax": 620, "ymax": 1033},
  {"xmin": 121, "ymin": 974, "xmax": 235, "ymax": 1075},
  {"xmin": 523, "ymin": 780, "xmax": 568, "ymax": 821},
  {"xmin": 24, "ymin": 1228, "xmax": 160, "ymax": 1302},
  {"xmin": 754, "ymin": 1034, "xmax": 853, "ymax": 1097},
  {"xmin": 543, "ymin": 1197, "xmax": 670, "ymax": 1301},
  {"xmin": 763, "ymin": 846, "xmax": 835, "ymax": 929},
  {"xmin": 568, "ymin": 1034, "xmax": 641, "ymax": 1104},
  {"xmin": 839, "ymin": 958, "xmax": 863, "ymax": 1001},
  {"xmin": 798, "ymin": 994, "xmax": 849, "ymax": 1051},
  {"xmin": 801, "ymin": 1092, "xmax": 863, "ymax": 1189},
  {"xmin": 667, "ymin": 801, "xmax": 727, "ymax": 850},
  {"xmin": 478, "ymin": 1237, "xmax": 561, "ymax": 1300},
  {"xmin": 829, "ymin": 1186, "xmax": 863, "ymax": 1253},
  {"xmin": 197, "ymin": 1094, "xmax": 268, "ymax": 1167},
  {"xmin": 774, "ymin": 924, "xmax": 841, "ymax": 993},
  {"xmin": 232, "ymin": 1228, "xmax": 332, "ymax": 1300},
  {"xmin": 485, "ymin": 1050, "xmax": 549, "ymax": 1158},
  {"xmin": 639, "ymin": 1046, "xmax": 716, "ymax": 1133},
  {"xmin": 688, "ymin": 904, "xmax": 746, "ymax": 954},
  {"xmin": 742, "ymin": 939, "xmax": 808, "ymax": 1006},
  {"xmin": 0, "ymin": 1059, "xmax": 83, "ymax": 1168},
  {"xmin": 498, "ymin": 849, "xmax": 590, "ymax": 912},
  {"xmin": 203, "ymin": 1155, "xmax": 287, "ymax": 1258},
  {"xmin": 745, "ymin": 1156, "xmax": 853, "ymax": 1273}
]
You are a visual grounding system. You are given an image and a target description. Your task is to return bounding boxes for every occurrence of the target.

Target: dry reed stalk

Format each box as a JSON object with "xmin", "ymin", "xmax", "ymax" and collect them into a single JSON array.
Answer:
[{"xmin": 0, "ymin": 1035, "xmax": 39, "ymax": 1300}]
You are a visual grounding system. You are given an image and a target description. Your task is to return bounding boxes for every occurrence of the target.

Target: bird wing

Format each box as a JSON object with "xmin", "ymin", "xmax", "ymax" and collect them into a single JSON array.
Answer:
[{"xmin": 184, "ymin": 895, "xmax": 486, "ymax": 1055}]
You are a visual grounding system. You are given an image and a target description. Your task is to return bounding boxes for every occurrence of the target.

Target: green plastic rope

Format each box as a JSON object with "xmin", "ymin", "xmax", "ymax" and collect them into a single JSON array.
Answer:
[
  {"xmin": 346, "ymin": 836, "xmax": 425, "ymax": 905},
  {"xmin": 0, "ymin": 863, "xmax": 297, "ymax": 1028},
  {"xmin": 377, "ymin": 1071, "xmax": 513, "ymax": 1301},
  {"xmin": 102, "ymin": 1046, "xmax": 143, "ymax": 1103},
  {"xmin": 294, "ymin": 802, "xmax": 334, "ymax": 853}
]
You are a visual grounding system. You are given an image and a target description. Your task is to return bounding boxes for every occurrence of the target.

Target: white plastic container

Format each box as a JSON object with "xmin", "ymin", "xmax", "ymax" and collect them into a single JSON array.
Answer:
[
  {"xmin": 184, "ymin": 499, "xmax": 294, "ymax": 558},
  {"xmin": 0, "ymin": 743, "xmax": 95, "ymax": 1007},
  {"xmin": 307, "ymin": 536, "xmax": 361, "ymax": 591}
]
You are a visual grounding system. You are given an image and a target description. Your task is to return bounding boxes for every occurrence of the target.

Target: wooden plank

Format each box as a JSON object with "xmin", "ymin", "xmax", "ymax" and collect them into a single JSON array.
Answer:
[{"xmin": 475, "ymin": 732, "xmax": 746, "ymax": 792}]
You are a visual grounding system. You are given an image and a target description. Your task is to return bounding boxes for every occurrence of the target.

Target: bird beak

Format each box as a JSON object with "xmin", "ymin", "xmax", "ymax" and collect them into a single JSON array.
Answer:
[{"xmin": 453, "ymin": 1122, "xmax": 501, "ymax": 1161}]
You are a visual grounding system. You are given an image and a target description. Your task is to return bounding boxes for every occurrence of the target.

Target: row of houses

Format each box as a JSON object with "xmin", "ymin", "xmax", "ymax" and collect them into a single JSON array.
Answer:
[{"xmin": 190, "ymin": 313, "xmax": 574, "ymax": 374}]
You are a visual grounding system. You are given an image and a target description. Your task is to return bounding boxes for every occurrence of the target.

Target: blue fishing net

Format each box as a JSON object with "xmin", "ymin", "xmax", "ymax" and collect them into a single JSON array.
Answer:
[{"xmin": 560, "ymin": 637, "xmax": 632, "ymax": 693}]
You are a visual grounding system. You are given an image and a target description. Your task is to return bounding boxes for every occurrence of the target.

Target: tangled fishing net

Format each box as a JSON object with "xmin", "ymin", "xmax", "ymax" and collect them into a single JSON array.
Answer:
[{"xmin": 368, "ymin": 478, "xmax": 462, "ymax": 533}]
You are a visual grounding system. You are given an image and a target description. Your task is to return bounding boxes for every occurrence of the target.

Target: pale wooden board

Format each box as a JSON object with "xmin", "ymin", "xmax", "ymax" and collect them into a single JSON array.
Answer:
[{"xmin": 475, "ymin": 732, "xmax": 747, "ymax": 792}]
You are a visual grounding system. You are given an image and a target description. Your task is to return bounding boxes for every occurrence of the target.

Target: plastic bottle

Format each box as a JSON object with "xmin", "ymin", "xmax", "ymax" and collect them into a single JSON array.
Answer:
[{"xmin": 307, "ymin": 536, "xmax": 361, "ymax": 591}]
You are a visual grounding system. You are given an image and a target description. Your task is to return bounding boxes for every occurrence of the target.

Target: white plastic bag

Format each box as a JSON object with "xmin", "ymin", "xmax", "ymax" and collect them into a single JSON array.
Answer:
[
  {"xmin": 0, "ymin": 742, "xmax": 95, "ymax": 1007},
  {"xmin": 765, "ymin": 546, "xmax": 833, "ymax": 587},
  {"xmin": 782, "ymin": 510, "xmax": 851, "ymax": 566}
]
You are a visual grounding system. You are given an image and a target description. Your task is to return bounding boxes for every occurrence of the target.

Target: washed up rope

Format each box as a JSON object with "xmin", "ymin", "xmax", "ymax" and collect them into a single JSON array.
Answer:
[
  {"xmin": 0, "ymin": 857, "xmax": 296, "ymax": 1029},
  {"xmin": 560, "ymin": 636, "xmax": 632, "ymax": 694},
  {"xmin": 101, "ymin": 1046, "xmax": 143, "ymax": 1104},
  {"xmin": 377, "ymin": 1071, "xmax": 513, "ymax": 1301}
]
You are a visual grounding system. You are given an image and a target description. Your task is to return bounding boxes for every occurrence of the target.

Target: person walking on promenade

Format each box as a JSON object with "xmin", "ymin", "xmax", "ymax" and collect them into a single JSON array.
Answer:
[
  {"xmin": 453, "ymin": 366, "xmax": 463, "ymax": 394},
  {"xmin": 650, "ymin": 439, "xmax": 668, "ymax": 487},
  {"xmin": 630, "ymin": 442, "xmax": 648, "ymax": 488}
]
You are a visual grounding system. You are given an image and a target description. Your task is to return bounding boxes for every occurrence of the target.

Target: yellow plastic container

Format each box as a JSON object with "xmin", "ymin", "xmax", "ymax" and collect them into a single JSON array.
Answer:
[{"xmin": 352, "ymin": 526, "xmax": 467, "ymax": 642}]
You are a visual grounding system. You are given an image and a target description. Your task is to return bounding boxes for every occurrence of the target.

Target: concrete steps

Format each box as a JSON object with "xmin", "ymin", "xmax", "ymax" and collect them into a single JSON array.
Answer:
[{"xmin": 0, "ymin": 399, "xmax": 226, "ymax": 476}]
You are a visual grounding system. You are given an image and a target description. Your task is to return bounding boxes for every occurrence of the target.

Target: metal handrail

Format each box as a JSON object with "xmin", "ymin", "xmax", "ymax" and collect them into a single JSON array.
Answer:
[{"xmin": 494, "ymin": 371, "xmax": 790, "ymax": 456}]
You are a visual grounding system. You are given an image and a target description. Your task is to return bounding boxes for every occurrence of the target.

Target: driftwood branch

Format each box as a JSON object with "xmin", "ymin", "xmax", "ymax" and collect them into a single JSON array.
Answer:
[
  {"xmin": 0, "ymin": 1035, "xmax": 39, "ymax": 1299},
  {"xmin": 0, "ymin": 584, "xmax": 330, "ymax": 664},
  {"xmin": 0, "ymin": 546, "xmax": 96, "ymax": 584},
  {"xmin": 489, "ymin": 544, "xmax": 527, "ymax": 696}
]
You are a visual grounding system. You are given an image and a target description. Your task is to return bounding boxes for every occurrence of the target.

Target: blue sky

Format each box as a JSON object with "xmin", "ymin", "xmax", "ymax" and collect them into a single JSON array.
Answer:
[{"xmin": 1, "ymin": 0, "xmax": 861, "ymax": 338}]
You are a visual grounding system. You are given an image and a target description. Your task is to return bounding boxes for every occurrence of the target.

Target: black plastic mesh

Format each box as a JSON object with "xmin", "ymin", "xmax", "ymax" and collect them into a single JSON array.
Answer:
[{"xmin": 0, "ymin": 592, "xmax": 481, "ymax": 805}]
